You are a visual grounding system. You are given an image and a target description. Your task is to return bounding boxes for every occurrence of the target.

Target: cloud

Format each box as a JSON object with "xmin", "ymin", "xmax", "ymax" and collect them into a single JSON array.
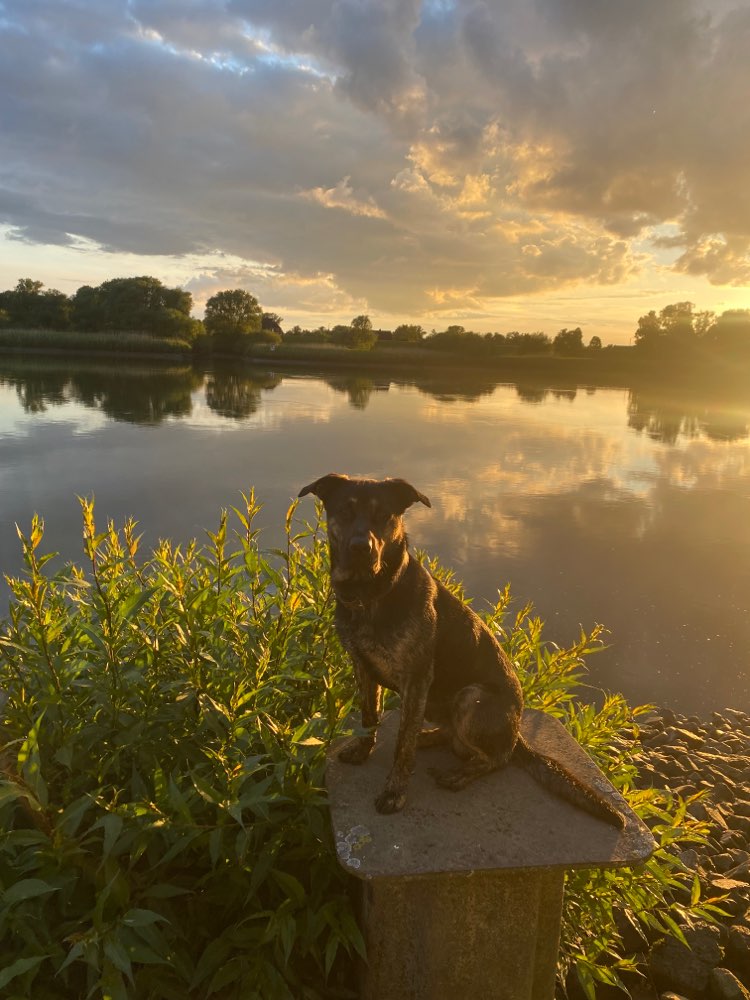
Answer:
[
  {"xmin": 299, "ymin": 176, "xmax": 387, "ymax": 219},
  {"xmin": 0, "ymin": 0, "xmax": 748, "ymax": 320}
]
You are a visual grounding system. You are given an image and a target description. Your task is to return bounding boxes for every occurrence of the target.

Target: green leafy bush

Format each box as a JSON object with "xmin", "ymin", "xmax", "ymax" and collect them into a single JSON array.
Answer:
[{"xmin": 0, "ymin": 502, "xmax": 717, "ymax": 999}]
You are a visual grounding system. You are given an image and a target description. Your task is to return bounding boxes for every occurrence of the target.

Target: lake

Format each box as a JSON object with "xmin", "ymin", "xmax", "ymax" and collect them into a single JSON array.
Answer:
[{"xmin": 1, "ymin": 357, "xmax": 748, "ymax": 713}]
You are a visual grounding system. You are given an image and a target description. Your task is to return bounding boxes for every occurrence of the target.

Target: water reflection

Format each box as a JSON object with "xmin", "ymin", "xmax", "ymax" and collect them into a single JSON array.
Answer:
[
  {"xmin": 323, "ymin": 374, "xmax": 390, "ymax": 410},
  {"xmin": 205, "ymin": 370, "xmax": 282, "ymax": 420},
  {"xmin": 1, "ymin": 357, "xmax": 749, "ymax": 712},
  {"xmin": 628, "ymin": 387, "xmax": 750, "ymax": 444},
  {"xmin": 0, "ymin": 360, "xmax": 201, "ymax": 425}
]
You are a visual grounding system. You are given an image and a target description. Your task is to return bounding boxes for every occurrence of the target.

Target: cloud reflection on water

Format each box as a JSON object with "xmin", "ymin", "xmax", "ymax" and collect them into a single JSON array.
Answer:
[{"xmin": 0, "ymin": 360, "xmax": 748, "ymax": 711}]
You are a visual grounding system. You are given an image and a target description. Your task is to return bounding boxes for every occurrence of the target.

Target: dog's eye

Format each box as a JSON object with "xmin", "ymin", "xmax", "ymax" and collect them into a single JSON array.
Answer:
[
  {"xmin": 374, "ymin": 509, "xmax": 390, "ymax": 525},
  {"xmin": 339, "ymin": 504, "xmax": 355, "ymax": 521}
]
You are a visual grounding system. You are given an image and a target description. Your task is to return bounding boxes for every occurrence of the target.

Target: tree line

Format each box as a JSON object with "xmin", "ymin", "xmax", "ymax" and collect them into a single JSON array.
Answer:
[
  {"xmin": 634, "ymin": 301, "xmax": 750, "ymax": 359},
  {"xmin": 1, "ymin": 276, "xmax": 748, "ymax": 359}
]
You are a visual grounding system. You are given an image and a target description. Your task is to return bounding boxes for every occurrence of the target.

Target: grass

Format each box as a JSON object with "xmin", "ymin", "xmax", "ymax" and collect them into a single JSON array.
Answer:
[
  {"xmin": 0, "ymin": 498, "xmax": 721, "ymax": 999},
  {"xmin": 0, "ymin": 328, "xmax": 192, "ymax": 358}
]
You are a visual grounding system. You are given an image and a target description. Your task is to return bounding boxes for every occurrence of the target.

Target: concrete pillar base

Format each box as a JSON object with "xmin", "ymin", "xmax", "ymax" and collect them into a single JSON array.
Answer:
[{"xmin": 360, "ymin": 867, "xmax": 564, "ymax": 1000}]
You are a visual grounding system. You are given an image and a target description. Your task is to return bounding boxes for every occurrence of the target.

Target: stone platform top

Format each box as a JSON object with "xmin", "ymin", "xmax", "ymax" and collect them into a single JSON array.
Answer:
[{"xmin": 326, "ymin": 709, "xmax": 656, "ymax": 880}]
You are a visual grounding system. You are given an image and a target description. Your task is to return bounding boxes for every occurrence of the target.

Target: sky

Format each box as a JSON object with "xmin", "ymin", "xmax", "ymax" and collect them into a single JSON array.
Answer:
[{"xmin": 1, "ymin": 0, "xmax": 749, "ymax": 344}]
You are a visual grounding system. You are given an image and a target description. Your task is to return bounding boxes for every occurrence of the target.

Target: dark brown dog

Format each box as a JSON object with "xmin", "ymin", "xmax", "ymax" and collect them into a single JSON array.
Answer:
[{"xmin": 299, "ymin": 473, "xmax": 624, "ymax": 825}]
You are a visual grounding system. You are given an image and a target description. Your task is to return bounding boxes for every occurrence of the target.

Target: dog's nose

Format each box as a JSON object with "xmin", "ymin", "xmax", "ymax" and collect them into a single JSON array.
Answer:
[{"xmin": 349, "ymin": 536, "xmax": 372, "ymax": 556}]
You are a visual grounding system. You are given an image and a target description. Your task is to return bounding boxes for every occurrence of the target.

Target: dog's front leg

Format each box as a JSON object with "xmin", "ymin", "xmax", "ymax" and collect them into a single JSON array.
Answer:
[
  {"xmin": 375, "ymin": 665, "xmax": 432, "ymax": 814},
  {"xmin": 339, "ymin": 662, "xmax": 382, "ymax": 765}
]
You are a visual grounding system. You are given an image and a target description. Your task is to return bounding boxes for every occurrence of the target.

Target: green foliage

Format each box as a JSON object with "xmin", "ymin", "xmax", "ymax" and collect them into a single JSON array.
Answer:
[
  {"xmin": 0, "ymin": 327, "xmax": 191, "ymax": 356},
  {"xmin": 392, "ymin": 324, "xmax": 425, "ymax": 342},
  {"xmin": 707, "ymin": 309, "xmax": 750, "ymax": 358},
  {"xmin": 0, "ymin": 498, "xmax": 360, "ymax": 998},
  {"xmin": 634, "ymin": 302, "xmax": 716, "ymax": 354},
  {"xmin": 330, "ymin": 323, "xmax": 376, "ymax": 350},
  {"xmin": 70, "ymin": 277, "xmax": 193, "ymax": 337},
  {"xmin": 487, "ymin": 596, "xmax": 719, "ymax": 999},
  {"xmin": 203, "ymin": 290, "xmax": 263, "ymax": 351},
  {"xmin": 553, "ymin": 327, "xmax": 585, "ymax": 355},
  {"xmin": 0, "ymin": 503, "xmax": 716, "ymax": 998},
  {"xmin": 247, "ymin": 328, "xmax": 282, "ymax": 347},
  {"xmin": 349, "ymin": 315, "xmax": 372, "ymax": 333},
  {"xmin": 283, "ymin": 326, "xmax": 331, "ymax": 344},
  {"xmin": 0, "ymin": 279, "xmax": 72, "ymax": 331}
]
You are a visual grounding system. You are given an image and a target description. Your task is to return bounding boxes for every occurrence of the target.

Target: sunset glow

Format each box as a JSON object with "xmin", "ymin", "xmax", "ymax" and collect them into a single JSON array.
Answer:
[{"xmin": 1, "ymin": 0, "xmax": 749, "ymax": 343}]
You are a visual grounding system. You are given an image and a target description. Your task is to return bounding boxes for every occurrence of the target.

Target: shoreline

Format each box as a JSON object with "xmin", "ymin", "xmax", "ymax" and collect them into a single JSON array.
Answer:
[
  {"xmin": 1, "ymin": 340, "xmax": 749, "ymax": 396},
  {"xmin": 601, "ymin": 706, "xmax": 750, "ymax": 1000}
]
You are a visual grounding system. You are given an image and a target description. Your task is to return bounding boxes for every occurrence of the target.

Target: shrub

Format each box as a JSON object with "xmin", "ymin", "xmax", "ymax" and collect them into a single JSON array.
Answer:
[{"xmin": 0, "ymin": 503, "xmax": 718, "ymax": 998}]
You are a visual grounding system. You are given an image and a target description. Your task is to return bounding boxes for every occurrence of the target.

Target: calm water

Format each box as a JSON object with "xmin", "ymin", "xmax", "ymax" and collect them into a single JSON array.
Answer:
[{"xmin": 1, "ymin": 358, "xmax": 748, "ymax": 713}]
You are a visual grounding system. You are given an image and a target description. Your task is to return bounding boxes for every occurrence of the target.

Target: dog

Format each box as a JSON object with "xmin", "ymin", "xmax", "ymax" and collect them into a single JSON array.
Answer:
[{"xmin": 299, "ymin": 473, "xmax": 624, "ymax": 826}]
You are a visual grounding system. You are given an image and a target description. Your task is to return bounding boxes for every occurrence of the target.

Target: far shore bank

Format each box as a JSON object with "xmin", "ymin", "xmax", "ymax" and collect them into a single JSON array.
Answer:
[{"xmin": 2, "ymin": 332, "xmax": 749, "ymax": 395}]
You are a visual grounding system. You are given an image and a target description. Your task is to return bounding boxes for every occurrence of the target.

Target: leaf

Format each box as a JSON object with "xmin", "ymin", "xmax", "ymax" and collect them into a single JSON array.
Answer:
[
  {"xmin": 0, "ymin": 955, "xmax": 48, "ymax": 990},
  {"xmin": 2, "ymin": 878, "xmax": 59, "ymax": 906},
  {"xmin": 99, "ymin": 813, "xmax": 124, "ymax": 863},
  {"xmin": 121, "ymin": 908, "xmax": 169, "ymax": 928},
  {"xmin": 104, "ymin": 936, "xmax": 134, "ymax": 982},
  {"xmin": 271, "ymin": 871, "xmax": 305, "ymax": 907},
  {"xmin": 119, "ymin": 586, "xmax": 158, "ymax": 622},
  {"xmin": 142, "ymin": 884, "xmax": 192, "ymax": 900},
  {"xmin": 0, "ymin": 779, "xmax": 42, "ymax": 814},
  {"xmin": 324, "ymin": 933, "xmax": 339, "ymax": 978},
  {"xmin": 207, "ymin": 958, "xmax": 243, "ymax": 996},
  {"xmin": 690, "ymin": 874, "xmax": 701, "ymax": 906},
  {"xmin": 191, "ymin": 771, "xmax": 224, "ymax": 806},
  {"xmin": 17, "ymin": 712, "xmax": 48, "ymax": 808}
]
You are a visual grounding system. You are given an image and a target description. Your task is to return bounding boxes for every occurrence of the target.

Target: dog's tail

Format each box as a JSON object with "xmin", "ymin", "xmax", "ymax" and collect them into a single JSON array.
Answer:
[{"xmin": 513, "ymin": 735, "xmax": 626, "ymax": 829}]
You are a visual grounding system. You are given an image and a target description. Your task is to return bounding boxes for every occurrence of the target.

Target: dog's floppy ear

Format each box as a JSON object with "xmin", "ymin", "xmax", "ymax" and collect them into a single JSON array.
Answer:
[
  {"xmin": 381, "ymin": 478, "xmax": 431, "ymax": 514},
  {"xmin": 298, "ymin": 473, "xmax": 350, "ymax": 506}
]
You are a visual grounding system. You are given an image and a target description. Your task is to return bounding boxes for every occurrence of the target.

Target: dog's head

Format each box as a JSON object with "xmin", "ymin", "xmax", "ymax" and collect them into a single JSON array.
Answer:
[{"xmin": 298, "ymin": 473, "xmax": 431, "ymax": 592}]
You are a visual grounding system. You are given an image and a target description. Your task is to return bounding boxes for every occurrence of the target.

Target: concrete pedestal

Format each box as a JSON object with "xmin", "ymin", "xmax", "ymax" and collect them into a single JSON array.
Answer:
[{"xmin": 326, "ymin": 709, "xmax": 656, "ymax": 1000}]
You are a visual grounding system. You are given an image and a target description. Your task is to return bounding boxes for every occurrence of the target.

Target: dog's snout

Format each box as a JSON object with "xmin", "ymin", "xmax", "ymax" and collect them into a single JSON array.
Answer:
[{"xmin": 349, "ymin": 535, "xmax": 372, "ymax": 555}]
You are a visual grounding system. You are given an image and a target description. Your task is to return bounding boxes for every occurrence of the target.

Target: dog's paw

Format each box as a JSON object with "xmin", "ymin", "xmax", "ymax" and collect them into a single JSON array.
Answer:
[
  {"xmin": 432, "ymin": 766, "xmax": 472, "ymax": 791},
  {"xmin": 338, "ymin": 738, "xmax": 373, "ymax": 765},
  {"xmin": 375, "ymin": 788, "xmax": 407, "ymax": 814}
]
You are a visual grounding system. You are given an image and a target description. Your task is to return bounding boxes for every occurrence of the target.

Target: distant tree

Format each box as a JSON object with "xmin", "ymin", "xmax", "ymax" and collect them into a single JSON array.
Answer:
[
  {"xmin": 0, "ymin": 278, "xmax": 71, "ymax": 329},
  {"xmin": 350, "ymin": 326, "xmax": 377, "ymax": 349},
  {"xmin": 203, "ymin": 289, "xmax": 263, "ymax": 348},
  {"xmin": 553, "ymin": 327, "xmax": 585, "ymax": 355},
  {"xmin": 350, "ymin": 314, "xmax": 372, "ymax": 332},
  {"xmin": 634, "ymin": 302, "xmax": 715, "ymax": 353},
  {"xmin": 634, "ymin": 310, "xmax": 662, "ymax": 349},
  {"xmin": 660, "ymin": 302, "xmax": 699, "ymax": 348},
  {"xmin": 331, "ymin": 321, "xmax": 376, "ymax": 350},
  {"xmin": 707, "ymin": 310, "xmax": 750, "ymax": 358},
  {"xmin": 588, "ymin": 335, "xmax": 602, "ymax": 350},
  {"xmin": 504, "ymin": 332, "xmax": 552, "ymax": 354},
  {"xmin": 71, "ymin": 285, "xmax": 106, "ymax": 331},
  {"xmin": 15, "ymin": 278, "xmax": 44, "ymax": 296},
  {"xmin": 157, "ymin": 310, "xmax": 203, "ymax": 341},
  {"xmin": 248, "ymin": 328, "xmax": 282, "ymax": 346},
  {"xmin": 70, "ymin": 276, "xmax": 192, "ymax": 336},
  {"xmin": 425, "ymin": 327, "xmax": 489, "ymax": 354},
  {"xmin": 284, "ymin": 325, "xmax": 331, "ymax": 343},
  {"xmin": 262, "ymin": 312, "xmax": 284, "ymax": 335},
  {"xmin": 393, "ymin": 324, "xmax": 425, "ymax": 343}
]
